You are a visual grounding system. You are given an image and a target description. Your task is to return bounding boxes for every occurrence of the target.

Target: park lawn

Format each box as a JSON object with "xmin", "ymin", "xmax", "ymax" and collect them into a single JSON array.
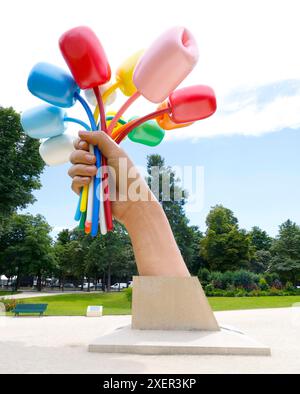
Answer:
[
  {"xmin": 209, "ymin": 296, "xmax": 300, "ymax": 311},
  {"xmin": 10, "ymin": 292, "xmax": 300, "ymax": 316},
  {"xmin": 14, "ymin": 292, "xmax": 132, "ymax": 316}
]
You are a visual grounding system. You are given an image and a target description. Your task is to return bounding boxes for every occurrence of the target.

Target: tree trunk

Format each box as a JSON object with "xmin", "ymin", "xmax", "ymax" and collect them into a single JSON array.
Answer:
[
  {"xmin": 102, "ymin": 273, "xmax": 106, "ymax": 292},
  {"xmin": 37, "ymin": 273, "xmax": 42, "ymax": 292},
  {"xmin": 87, "ymin": 278, "xmax": 90, "ymax": 293},
  {"xmin": 107, "ymin": 263, "xmax": 111, "ymax": 292},
  {"xmin": 15, "ymin": 273, "xmax": 20, "ymax": 292}
]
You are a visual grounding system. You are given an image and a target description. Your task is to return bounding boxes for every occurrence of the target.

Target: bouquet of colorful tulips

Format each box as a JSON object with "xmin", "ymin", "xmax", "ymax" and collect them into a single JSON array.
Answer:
[{"xmin": 21, "ymin": 26, "xmax": 217, "ymax": 237}]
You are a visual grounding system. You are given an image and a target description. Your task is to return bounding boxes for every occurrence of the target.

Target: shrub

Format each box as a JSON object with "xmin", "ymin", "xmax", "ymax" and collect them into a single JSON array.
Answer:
[
  {"xmin": 259, "ymin": 291, "xmax": 269, "ymax": 297},
  {"xmin": 209, "ymin": 271, "xmax": 236, "ymax": 290},
  {"xmin": 125, "ymin": 287, "xmax": 132, "ymax": 304},
  {"xmin": 232, "ymin": 270, "xmax": 259, "ymax": 291},
  {"xmin": 234, "ymin": 289, "xmax": 247, "ymax": 297},
  {"xmin": 224, "ymin": 289, "xmax": 236, "ymax": 297},
  {"xmin": 269, "ymin": 287, "xmax": 283, "ymax": 296},
  {"xmin": 249, "ymin": 289, "xmax": 262, "ymax": 297},
  {"xmin": 264, "ymin": 272, "xmax": 280, "ymax": 287},
  {"xmin": 198, "ymin": 268, "xmax": 211, "ymax": 286},
  {"xmin": 285, "ymin": 282, "xmax": 295, "ymax": 292},
  {"xmin": 272, "ymin": 279, "xmax": 283, "ymax": 290},
  {"xmin": 222, "ymin": 271, "xmax": 235, "ymax": 289},
  {"xmin": 204, "ymin": 284, "xmax": 215, "ymax": 296},
  {"xmin": 258, "ymin": 277, "xmax": 269, "ymax": 291},
  {"xmin": 2, "ymin": 299, "xmax": 18, "ymax": 312},
  {"xmin": 210, "ymin": 272, "xmax": 224, "ymax": 289},
  {"xmin": 203, "ymin": 285, "xmax": 300, "ymax": 297}
]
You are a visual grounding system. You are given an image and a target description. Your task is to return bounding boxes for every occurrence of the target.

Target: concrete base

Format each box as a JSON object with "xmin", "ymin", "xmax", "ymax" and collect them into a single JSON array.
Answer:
[
  {"xmin": 88, "ymin": 325, "xmax": 271, "ymax": 356},
  {"xmin": 132, "ymin": 277, "xmax": 220, "ymax": 331}
]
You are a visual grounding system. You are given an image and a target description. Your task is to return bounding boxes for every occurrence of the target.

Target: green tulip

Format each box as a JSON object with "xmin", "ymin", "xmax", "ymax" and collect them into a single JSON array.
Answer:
[{"xmin": 128, "ymin": 120, "xmax": 165, "ymax": 147}]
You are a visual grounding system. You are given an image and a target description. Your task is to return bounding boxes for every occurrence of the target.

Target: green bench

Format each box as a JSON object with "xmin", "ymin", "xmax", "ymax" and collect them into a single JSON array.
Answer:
[{"xmin": 13, "ymin": 304, "xmax": 48, "ymax": 317}]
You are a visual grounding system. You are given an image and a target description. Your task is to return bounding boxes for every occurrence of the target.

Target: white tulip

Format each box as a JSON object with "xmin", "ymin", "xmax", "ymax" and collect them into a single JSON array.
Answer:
[
  {"xmin": 84, "ymin": 82, "xmax": 117, "ymax": 107},
  {"xmin": 39, "ymin": 134, "xmax": 76, "ymax": 166}
]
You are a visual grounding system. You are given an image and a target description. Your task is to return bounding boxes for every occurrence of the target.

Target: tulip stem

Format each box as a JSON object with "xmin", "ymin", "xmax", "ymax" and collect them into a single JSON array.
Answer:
[
  {"xmin": 74, "ymin": 92, "xmax": 102, "ymax": 238},
  {"xmin": 93, "ymin": 87, "xmax": 114, "ymax": 233},
  {"xmin": 64, "ymin": 117, "xmax": 90, "ymax": 131},
  {"xmin": 102, "ymin": 81, "xmax": 121, "ymax": 103},
  {"xmin": 114, "ymin": 107, "xmax": 171, "ymax": 144},
  {"xmin": 94, "ymin": 81, "xmax": 121, "ymax": 124},
  {"xmin": 107, "ymin": 91, "xmax": 141, "ymax": 135}
]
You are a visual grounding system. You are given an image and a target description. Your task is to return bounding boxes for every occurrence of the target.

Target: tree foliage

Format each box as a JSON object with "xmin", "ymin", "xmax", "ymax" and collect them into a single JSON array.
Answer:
[
  {"xmin": 249, "ymin": 226, "xmax": 273, "ymax": 251},
  {"xmin": 0, "ymin": 107, "xmax": 45, "ymax": 217},
  {"xmin": 146, "ymin": 154, "xmax": 201, "ymax": 273},
  {"xmin": 270, "ymin": 220, "xmax": 300, "ymax": 284},
  {"xmin": 0, "ymin": 214, "xmax": 54, "ymax": 290},
  {"xmin": 200, "ymin": 205, "xmax": 252, "ymax": 272}
]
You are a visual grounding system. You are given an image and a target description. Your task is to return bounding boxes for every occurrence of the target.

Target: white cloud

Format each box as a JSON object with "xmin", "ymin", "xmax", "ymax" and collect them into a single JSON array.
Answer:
[
  {"xmin": 166, "ymin": 82, "xmax": 300, "ymax": 141},
  {"xmin": 1, "ymin": 0, "xmax": 300, "ymax": 142}
]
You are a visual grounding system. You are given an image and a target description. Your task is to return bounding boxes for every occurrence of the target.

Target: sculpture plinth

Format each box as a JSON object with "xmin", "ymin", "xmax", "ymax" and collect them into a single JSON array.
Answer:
[
  {"xmin": 88, "ymin": 277, "xmax": 271, "ymax": 356},
  {"xmin": 132, "ymin": 276, "xmax": 219, "ymax": 331}
]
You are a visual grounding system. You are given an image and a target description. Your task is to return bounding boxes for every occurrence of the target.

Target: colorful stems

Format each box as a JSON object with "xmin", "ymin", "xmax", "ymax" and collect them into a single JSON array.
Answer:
[
  {"xmin": 115, "ymin": 107, "xmax": 171, "ymax": 144},
  {"xmin": 75, "ymin": 92, "xmax": 102, "ymax": 237},
  {"xmin": 107, "ymin": 91, "xmax": 141, "ymax": 135},
  {"xmin": 93, "ymin": 81, "xmax": 121, "ymax": 124},
  {"xmin": 64, "ymin": 117, "xmax": 90, "ymax": 131},
  {"xmin": 84, "ymin": 144, "xmax": 95, "ymax": 234},
  {"xmin": 93, "ymin": 87, "xmax": 114, "ymax": 232}
]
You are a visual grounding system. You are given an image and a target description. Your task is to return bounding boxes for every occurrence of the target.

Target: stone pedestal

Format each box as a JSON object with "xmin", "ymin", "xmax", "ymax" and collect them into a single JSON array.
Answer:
[
  {"xmin": 88, "ymin": 276, "xmax": 271, "ymax": 356},
  {"xmin": 88, "ymin": 325, "xmax": 271, "ymax": 356},
  {"xmin": 132, "ymin": 276, "xmax": 219, "ymax": 331}
]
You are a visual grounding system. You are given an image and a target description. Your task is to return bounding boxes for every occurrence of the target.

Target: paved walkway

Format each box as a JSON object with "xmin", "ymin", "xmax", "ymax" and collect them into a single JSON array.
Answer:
[{"xmin": 0, "ymin": 307, "xmax": 299, "ymax": 374}]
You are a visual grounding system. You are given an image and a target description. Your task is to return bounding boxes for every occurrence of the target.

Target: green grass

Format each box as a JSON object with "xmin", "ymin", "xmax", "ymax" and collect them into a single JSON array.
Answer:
[
  {"xmin": 14, "ymin": 292, "xmax": 131, "ymax": 316},
  {"xmin": 209, "ymin": 296, "xmax": 300, "ymax": 311},
  {"xmin": 10, "ymin": 292, "xmax": 300, "ymax": 316}
]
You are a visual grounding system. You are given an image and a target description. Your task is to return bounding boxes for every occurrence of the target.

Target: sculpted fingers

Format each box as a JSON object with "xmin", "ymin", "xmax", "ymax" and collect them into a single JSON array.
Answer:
[
  {"xmin": 73, "ymin": 137, "xmax": 90, "ymax": 151},
  {"xmin": 71, "ymin": 176, "xmax": 91, "ymax": 195},
  {"xmin": 70, "ymin": 150, "xmax": 96, "ymax": 165},
  {"xmin": 68, "ymin": 164, "xmax": 97, "ymax": 178}
]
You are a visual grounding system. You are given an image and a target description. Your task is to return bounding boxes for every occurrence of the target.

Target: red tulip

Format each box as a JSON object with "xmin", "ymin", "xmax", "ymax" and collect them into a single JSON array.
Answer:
[
  {"xmin": 59, "ymin": 26, "xmax": 111, "ymax": 89},
  {"xmin": 169, "ymin": 85, "xmax": 217, "ymax": 123}
]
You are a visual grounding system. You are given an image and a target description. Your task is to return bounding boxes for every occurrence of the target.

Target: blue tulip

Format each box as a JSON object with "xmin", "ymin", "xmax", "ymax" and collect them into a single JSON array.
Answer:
[
  {"xmin": 27, "ymin": 62, "xmax": 80, "ymax": 108},
  {"xmin": 21, "ymin": 105, "xmax": 66, "ymax": 139}
]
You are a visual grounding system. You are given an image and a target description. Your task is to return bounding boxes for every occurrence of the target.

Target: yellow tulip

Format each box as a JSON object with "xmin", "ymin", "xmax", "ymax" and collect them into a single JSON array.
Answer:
[{"xmin": 116, "ymin": 49, "xmax": 144, "ymax": 97}]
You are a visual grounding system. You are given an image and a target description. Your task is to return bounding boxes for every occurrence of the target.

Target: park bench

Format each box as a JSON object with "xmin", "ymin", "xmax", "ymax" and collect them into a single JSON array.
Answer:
[{"xmin": 13, "ymin": 304, "xmax": 48, "ymax": 317}]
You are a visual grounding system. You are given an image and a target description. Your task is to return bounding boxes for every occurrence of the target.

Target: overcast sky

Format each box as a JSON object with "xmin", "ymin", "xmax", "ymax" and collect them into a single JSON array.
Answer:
[{"xmin": 1, "ymin": 0, "xmax": 300, "ymax": 236}]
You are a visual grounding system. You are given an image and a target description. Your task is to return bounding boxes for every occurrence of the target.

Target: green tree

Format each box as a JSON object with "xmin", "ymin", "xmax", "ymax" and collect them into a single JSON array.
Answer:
[
  {"xmin": 0, "ymin": 214, "xmax": 54, "ymax": 291},
  {"xmin": 69, "ymin": 229, "xmax": 93, "ymax": 289},
  {"xmin": 0, "ymin": 107, "xmax": 45, "ymax": 218},
  {"xmin": 270, "ymin": 220, "xmax": 300, "ymax": 284},
  {"xmin": 26, "ymin": 216, "xmax": 55, "ymax": 291},
  {"xmin": 206, "ymin": 205, "xmax": 238, "ymax": 234},
  {"xmin": 86, "ymin": 222, "xmax": 135, "ymax": 291},
  {"xmin": 200, "ymin": 205, "xmax": 252, "ymax": 272},
  {"xmin": 53, "ymin": 229, "xmax": 74, "ymax": 288},
  {"xmin": 249, "ymin": 226, "xmax": 273, "ymax": 251},
  {"xmin": 251, "ymin": 250, "xmax": 272, "ymax": 274},
  {"xmin": 146, "ymin": 154, "xmax": 201, "ymax": 272}
]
